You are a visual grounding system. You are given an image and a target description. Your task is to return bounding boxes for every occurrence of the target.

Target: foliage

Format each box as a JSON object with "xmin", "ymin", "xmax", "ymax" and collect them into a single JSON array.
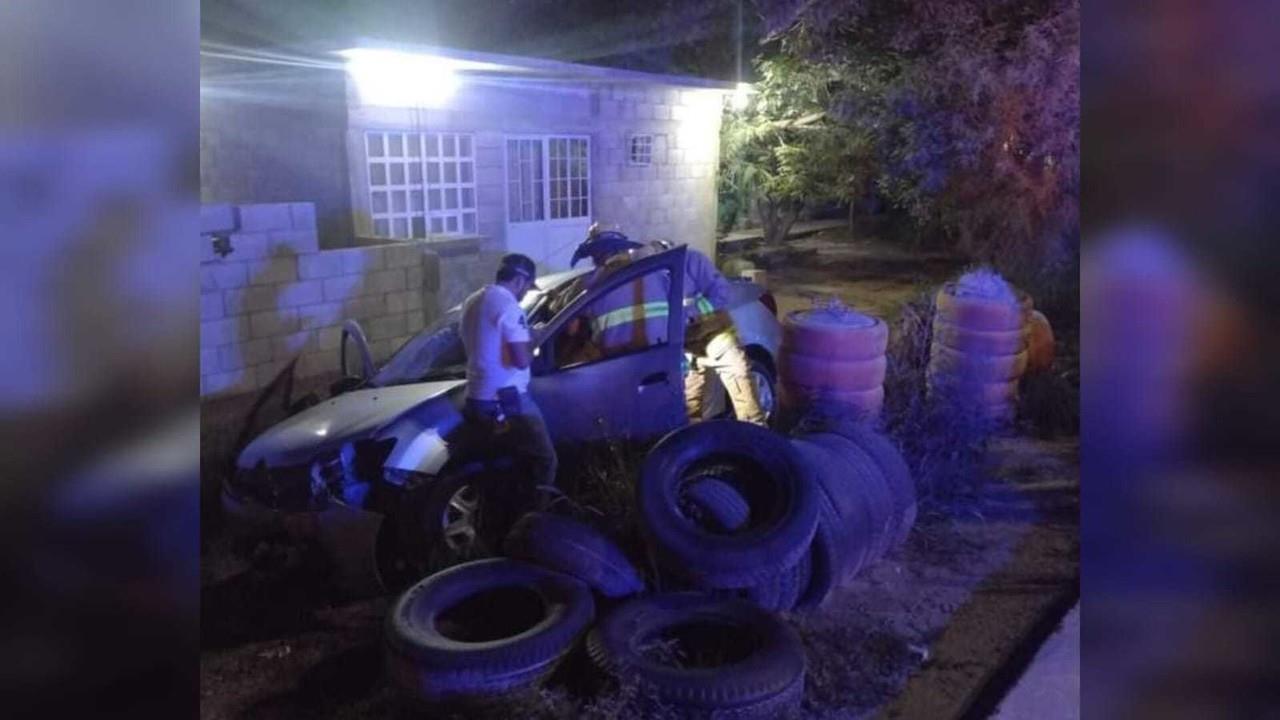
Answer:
[
  {"xmin": 744, "ymin": 0, "xmax": 1079, "ymax": 292},
  {"xmin": 718, "ymin": 54, "xmax": 872, "ymax": 240}
]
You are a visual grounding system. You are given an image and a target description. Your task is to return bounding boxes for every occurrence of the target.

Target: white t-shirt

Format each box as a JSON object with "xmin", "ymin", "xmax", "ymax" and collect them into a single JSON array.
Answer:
[{"xmin": 459, "ymin": 284, "xmax": 532, "ymax": 400}]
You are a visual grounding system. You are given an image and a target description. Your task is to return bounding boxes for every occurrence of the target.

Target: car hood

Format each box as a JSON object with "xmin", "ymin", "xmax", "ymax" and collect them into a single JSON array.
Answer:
[{"xmin": 237, "ymin": 380, "xmax": 465, "ymax": 468}]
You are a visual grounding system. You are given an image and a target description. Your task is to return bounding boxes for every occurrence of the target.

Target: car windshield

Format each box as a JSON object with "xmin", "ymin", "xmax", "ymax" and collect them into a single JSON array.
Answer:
[{"xmin": 371, "ymin": 266, "xmax": 591, "ymax": 386}]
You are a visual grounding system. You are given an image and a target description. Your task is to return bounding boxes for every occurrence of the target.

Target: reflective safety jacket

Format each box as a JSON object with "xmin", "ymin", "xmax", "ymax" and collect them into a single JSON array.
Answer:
[
  {"xmin": 583, "ymin": 262, "xmax": 670, "ymax": 354},
  {"xmin": 681, "ymin": 248, "xmax": 731, "ymax": 323}
]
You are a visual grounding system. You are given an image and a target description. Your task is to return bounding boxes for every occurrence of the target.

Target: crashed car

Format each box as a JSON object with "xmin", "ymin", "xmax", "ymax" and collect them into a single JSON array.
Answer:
[{"xmin": 221, "ymin": 246, "xmax": 781, "ymax": 592}]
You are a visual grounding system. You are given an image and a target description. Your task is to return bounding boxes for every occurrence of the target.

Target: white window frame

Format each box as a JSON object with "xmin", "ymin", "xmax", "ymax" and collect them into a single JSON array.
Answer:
[
  {"xmin": 628, "ymin": 134, "xmax": 653, "ymax": 166},
  {"xmin": 504, "ymin": 134, "xmax": 591, "ymax": 224},
  {"xmin": 365, "ymin": 130, "xmax": 478, "ymax": 239}
]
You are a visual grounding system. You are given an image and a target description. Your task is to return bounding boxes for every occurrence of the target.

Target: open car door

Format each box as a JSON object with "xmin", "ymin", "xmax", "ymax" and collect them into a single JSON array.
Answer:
[{"xmin": 529, "ymin": 246, "xmax": 688, "ymax": 446}]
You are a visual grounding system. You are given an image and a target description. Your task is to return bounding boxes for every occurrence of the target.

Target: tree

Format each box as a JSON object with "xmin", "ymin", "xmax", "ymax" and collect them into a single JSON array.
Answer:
[
  {"xmin": 719, "ymin": 54, "xmax": 870, "ymax": 242},
  {"xmin": 751, "ymin": 0, "xmax": 1079, "ymax": 289}
]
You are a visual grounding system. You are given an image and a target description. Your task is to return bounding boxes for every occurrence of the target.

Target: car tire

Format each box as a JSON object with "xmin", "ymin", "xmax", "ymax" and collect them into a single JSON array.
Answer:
[
  {"xmin": 587, "ymin": 592, "xmax": 806, "ymax": 719},
  {"xmin": 682, "ymin": 477, "xmax": 751, "ymax": 533},
  {"xmin": 503, "ymin": 512, "xmax": 644, "ymax": 599},
  {"xmin": 406, "ymin": 458, "xmax": 518, "ymax": 570},
  {"xmin": 638, "ymin": 421, "xmax": 818, "ymax": 588},
  {"xmin": 385, "ymin": 558, "xmax": 595, "ymax": 705},
  {"xmin": 789, "ymin": 437, "xmax": 872, "ymax": 607}
]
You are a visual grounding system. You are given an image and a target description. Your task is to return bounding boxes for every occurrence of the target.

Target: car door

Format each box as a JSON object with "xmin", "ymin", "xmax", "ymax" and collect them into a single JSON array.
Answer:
[{"xmin": 529, "ymin": 247, "xmax": 687, "ymax": 446}]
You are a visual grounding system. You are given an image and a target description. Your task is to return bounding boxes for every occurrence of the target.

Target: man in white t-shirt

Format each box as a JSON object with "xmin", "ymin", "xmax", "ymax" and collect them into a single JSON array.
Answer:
[{"xmin": 458, "ymin": 253, "xmax": 557, "ymax": 515}]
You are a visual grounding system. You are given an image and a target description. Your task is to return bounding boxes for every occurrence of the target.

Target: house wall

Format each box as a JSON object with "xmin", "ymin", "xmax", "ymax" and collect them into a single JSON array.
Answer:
[
  {"xmin": 199, "ymin": 202, "xmax": 496, "ymax": 399},
  {"xmin": 346, "ymin": 78, "xmax": 726, "ymax": 264},
  {"xmin": 200, "ymin": 61, "xmax": 356, "ymax": 250}
]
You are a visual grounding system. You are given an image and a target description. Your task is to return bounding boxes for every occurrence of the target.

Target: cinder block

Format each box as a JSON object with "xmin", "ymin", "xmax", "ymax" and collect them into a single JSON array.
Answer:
[
  {"xmin": 200, "ymin": 347, "xmax": 219, "ymax": 374},
  {"xmin": 297, "ymin": 351, "xmax": 335, "ymax": 378},
  {"xmin": 201, "ymin": 292, "xmax": 224, "ymax": 321},
  {"xmin": 653, "ymin": 104, "xmax": 671, "ymax": 120},
  {"xmin": 289, "ymin": 202, "xmax": 317, "ymax": 231},
  {"xmin": 272, "ymin": 330, "xmax": 315, "ymax": 360},
  {"xmin": 671, "ymin": 104, "xmax": 688, "ymax": 121},
  {"xmin": 238, "ymin": 203, "xmax": 294, "ymax": 232},
  {"xmin": 203, "ymin": 369, "xmax": 254, "ymax": 397},
  {"xmin": 201, "ymin": 316, "xmax": 250, "ymax": 347},
  {"xmin": 246, "ymin": 257, "xmax": 299, "ymax": 286},
  {"xmin": 254, "ymin": 360, "xmax": 292, "ymax": 389},
  {"xmin": 249, "ymin": 308, "xmax": 300, "ymax": 338},
  {"xmin": 384, "ymin": 243, "xmax": 422, "ymax": 268},
  {"xmin": 267, "ymin": 230, "xmax": 319, "ymax": 256},
  {"xmin": 323, "ymin": 275, "xmax": 364, "ymax": 302},
  {"xmin": 298, "ymin": 252, "xmax": 346, "ymax": 279},
  {"xmin": 201, "ymin": 204, "xmax": 238, "ymax": 235},
  {"xmin": 201, "ymin": 262, "xmax": 249, "ymax": 291},
  {"xmin": 223, "ymin": 285, "xmax": 278, "ymax": 315},
  {"xmin": 366, "ymin": 312, "xmax": 404, "ymax": 340},
  {"xmin": 277, "ymin": 280, "xmax": 325, "ymax": 308},
  {"xmin": 219, "ymin": 337, "xmax": 271, "ymax": 371},
  {"xmin": 339, "ymin": 247, "xmax": 386, "ymax": 275},
  {"xmin": 216, "ymin": 232, "xmax": 266, "ymax": 261},
  {"xmin": 349, "ymin": 295, "xmax": 387, "ymax": 321},
  {"xmin": 368, "ymin": 268, "xmax": 407, "ymax": 294},
  {"xmin": 316, "ymin": 326, "xmax": 344, "ymax": 350},
  {"xmin": 299, "ymin": 302, "xmax": 345, "ymax": 330}
]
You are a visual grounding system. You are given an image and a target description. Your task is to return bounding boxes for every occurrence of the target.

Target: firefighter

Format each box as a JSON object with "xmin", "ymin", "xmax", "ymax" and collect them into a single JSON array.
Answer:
[
  {"xmin": 568, "ymin": 227, "xmax": 672, "ymax": 357},
  {"xmin": 676, "ymin": 243, "xmax": 767, "ymax": 426}
]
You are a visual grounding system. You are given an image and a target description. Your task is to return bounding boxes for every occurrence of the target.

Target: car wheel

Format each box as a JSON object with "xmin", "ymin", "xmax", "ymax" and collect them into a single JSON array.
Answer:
[
  {"xmin": 410, "ymin": 458, "xmax": 518, "ymax": 570},
  {"xmin": 746, "ymin": 360, "xmax": 777, "ymax": 424}
]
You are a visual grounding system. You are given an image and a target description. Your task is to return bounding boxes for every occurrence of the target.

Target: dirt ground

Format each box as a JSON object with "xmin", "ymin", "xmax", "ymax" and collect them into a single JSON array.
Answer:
[{"xmin": 199, "ymin": 229, "xmax": 1079, "ymax": 719}]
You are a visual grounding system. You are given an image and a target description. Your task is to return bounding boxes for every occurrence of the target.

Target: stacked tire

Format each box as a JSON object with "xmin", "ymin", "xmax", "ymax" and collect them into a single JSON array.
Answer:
[
  {"xmin": 790, "ymin": 421, "xmax": 917, "ymax": 609},
  {"xmin": 778, "ymin": 307, "xmax": 888, "ymax": 423},
  {"xmin": 636, "ymin": 421, "xmax": 818, "ymax": 613},
  {"xmin": 929, "ymin": 277, "xmax": 1033, "ymax": 423}
]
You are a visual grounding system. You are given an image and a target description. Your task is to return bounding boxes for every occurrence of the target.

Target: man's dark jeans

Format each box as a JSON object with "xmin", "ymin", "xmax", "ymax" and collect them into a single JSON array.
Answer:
[{"xmin": 463, "ymin": 393, "xmax": 558, "ymax": 532}]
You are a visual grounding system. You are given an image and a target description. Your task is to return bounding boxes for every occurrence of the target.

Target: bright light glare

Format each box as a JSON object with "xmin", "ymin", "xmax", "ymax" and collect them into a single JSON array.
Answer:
[
  {"xmin": 731, "ymin": 82, "xmax": 753, "ymax": 111},
  {"xmin": 340, "ymin": 48, "xmax": 459, "ymax": 108}
]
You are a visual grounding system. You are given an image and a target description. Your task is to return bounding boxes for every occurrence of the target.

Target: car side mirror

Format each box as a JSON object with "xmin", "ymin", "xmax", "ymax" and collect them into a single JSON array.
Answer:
[{"xmin": 340, "ymin": 319, "xmax": 376, "ymax": 381}]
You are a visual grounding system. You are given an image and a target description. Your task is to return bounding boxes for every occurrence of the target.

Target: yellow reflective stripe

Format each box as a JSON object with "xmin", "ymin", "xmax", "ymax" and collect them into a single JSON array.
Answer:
[
  {"xmin": 592, "ymin": 301, "xmax": 670, "ymax": 333},
  {"xmin": 683, "ymin": 295, "xmax": 716, "ymax": 315}
]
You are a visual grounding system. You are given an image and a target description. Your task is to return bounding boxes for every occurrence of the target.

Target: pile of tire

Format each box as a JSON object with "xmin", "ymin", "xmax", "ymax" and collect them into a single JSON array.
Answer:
[
  {"xmin": 929, "ymin": 271, "xmax": 1034, "ymax": 423},
  {"xmin": 385, "ymin": 509, "xmax": 810, "ymax": 717},
  {"xmin": 637, "ymin": 420, "xmax": 818, "ymax": 612},
  {"xmin": 778, "ymin": 306, "xmax": 889, "ymax": 424},
  {"xmin": 788, "ymin": 419, "xmax": 917, "ymax": 609}
]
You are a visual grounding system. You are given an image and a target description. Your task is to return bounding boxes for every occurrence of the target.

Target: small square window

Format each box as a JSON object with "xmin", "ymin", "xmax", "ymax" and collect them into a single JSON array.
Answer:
[{"xmin": 629, "ymin": 134, "xmax": 653, "ymax": 166}]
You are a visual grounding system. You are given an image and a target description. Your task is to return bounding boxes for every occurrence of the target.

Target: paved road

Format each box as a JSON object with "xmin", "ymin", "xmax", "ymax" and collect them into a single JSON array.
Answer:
[{"xmin": 992, "ymin": 603, "xmax": 1080, "ymax": 719}]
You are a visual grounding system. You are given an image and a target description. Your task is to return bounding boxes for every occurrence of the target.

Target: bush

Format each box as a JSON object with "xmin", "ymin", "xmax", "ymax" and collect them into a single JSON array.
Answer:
[{"xmin": 880, "ymin": 291, "xmax": 998, "ymax": 511}]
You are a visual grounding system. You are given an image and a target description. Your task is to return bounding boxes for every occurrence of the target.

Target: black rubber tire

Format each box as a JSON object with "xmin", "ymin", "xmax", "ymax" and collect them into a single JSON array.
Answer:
[
  {"xmin": 587, "ymin": 593, "xmax": 806, "ymax": 719},
  {"xmin": 385, "ymin": 558, "xmax": 594, "ymax": 704},
  {"xmin": 777, "ymin": 553, "xmax": 811, "ymax": 611},
  {"xmin": 638, "ymin": 421, "xmax": 818, "ymax": 588},
  {"xmin": 683, "ymin": 477, "xmax": 751, "ymax": 533},
  {"xmin": 804, "ymin": 433, "xmax": 891, "ymax": 579},
  {"xmin": 503, "ymin": 512, "xmax": 644, "ymax": 599},
  {"xmin": 843, "ymin": 425, "xmax": 917, "ymax": 550},
  {"xmin": 789, "ymin": 437, "xmax": 872, "ymax": 606}
]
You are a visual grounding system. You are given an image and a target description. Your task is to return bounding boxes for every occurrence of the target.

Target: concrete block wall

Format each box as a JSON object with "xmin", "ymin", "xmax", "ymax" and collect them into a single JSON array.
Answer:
[
  {"xmin": 590, "ymin": 85, "xmax": 724, "ymax": 261},
  {"xmin": 200, "ymin": 202, "xmax": 490, "ymax": 399}
]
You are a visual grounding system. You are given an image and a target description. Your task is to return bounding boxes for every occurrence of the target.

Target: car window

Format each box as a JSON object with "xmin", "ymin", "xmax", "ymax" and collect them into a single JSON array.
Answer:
[
  {"xmin": 372, "ymin": 310, "xmax": 466, "ymax": 386},
  {"xmin": 550, "ymin": 266, "xmax": 673, "ymax": 370},
  {"xmin": 372, "ymin": 269, "xmax": 587, "ymax": 386}
]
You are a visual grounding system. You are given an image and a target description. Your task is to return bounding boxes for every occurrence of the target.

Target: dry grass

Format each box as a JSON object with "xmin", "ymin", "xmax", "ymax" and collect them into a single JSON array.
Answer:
[{"xmin": 880, "ymin": 290, "xmax": 999, "ymax": 512}]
